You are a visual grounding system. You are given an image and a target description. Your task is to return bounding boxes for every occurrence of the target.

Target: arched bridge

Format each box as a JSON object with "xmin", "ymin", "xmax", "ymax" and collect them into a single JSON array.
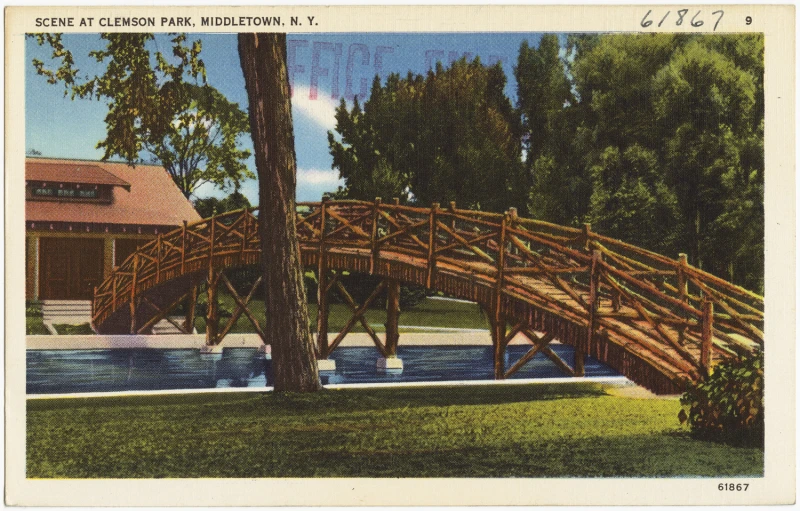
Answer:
[{"xmin": 93, "ymin": 200, "xmax": 764, "ymax": 394}]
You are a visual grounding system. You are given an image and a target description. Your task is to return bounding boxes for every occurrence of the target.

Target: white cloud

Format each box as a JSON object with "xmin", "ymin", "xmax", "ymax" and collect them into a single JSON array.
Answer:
[
  {"xmin": 290, "ymin": 84, "xmax": 340, "ymax": 131},
  {"xmin": 297, "ymin": 167, "xmax": 343, "ymax": 187}
]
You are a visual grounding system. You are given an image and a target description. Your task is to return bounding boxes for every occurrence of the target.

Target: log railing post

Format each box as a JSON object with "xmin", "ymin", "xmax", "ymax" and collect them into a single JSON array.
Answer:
[
  {"xmin": 240, "ymin": 210, "xmax": 248, "ymax": 256},
  {"xmin": 370, "ymin": 197, "xmax": 381, "ymax": 274},
  {"xmin": 181, "ymin": 220, "xmax": 187, "ymax": 274},
  {"xmin": 129, "ymin": 254, "xmax": 138, "ymax": 334},
  {"xmin": 582, "ymin": 222, "xmax": 592, "ymax": 252},
  {"xmin": 385, "ymin": 278, "xmax": 401, "ymax": 356},
  {"xmin": 317, "ymin": 197, "xmax": 329, "ymax": 358},
  {"xmin": 701, "ymin": 299, "xmax": 714, "ymax": 376},
  {"xmin": 677, "ymin": 253, "xmax": 688, "ymax": 302},
  {"xmin": 209, "ymin": 216, "xmax": 216, "ymax": 268},
  {"xmin": 492, "ymin": 212, "xmax": 509, "ymax": 379},
  {"xmin": 677, "ymin": 253, "xmax": 688, "ymax": 344},
  {"xmin": 426, "ymin": 203, "xmax": 439, "ymax": 288},
  {"xmin": 582, "ymin": 250, "xmax": 603, "ymax": 377},
  {"xmin": 449, "ymin": 201, "xmax": 457, "ymax": 231},
  {"xmin": 156, "ymin": 234, "xmax": 162, "ymax": 284}
]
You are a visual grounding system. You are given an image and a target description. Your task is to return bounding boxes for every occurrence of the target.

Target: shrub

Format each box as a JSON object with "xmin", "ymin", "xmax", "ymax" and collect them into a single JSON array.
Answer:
[
  {"xmin": 26, "ymin": 301, "xmax": 42, "ymax": 317},
  {"xmin": 679, "ymin": 354, "xmax": 763, "ymax": 447}
]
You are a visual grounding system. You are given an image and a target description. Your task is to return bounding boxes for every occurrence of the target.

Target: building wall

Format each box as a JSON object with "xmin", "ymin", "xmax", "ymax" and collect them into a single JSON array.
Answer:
[{"xmin": 26, "ymin": 232, "xmax": 156, "ymax": 301}]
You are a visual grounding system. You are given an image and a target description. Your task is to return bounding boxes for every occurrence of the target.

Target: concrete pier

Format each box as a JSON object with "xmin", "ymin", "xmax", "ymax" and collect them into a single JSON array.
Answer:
[{"xmin": 376, "ymin": 357, "xmax": 403, "ymax": 371}]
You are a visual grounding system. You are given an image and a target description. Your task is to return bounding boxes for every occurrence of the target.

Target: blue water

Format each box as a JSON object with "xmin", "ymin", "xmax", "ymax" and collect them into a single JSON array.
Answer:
[{"xmin": 26, "ymin": 345, "xmax": 620, "ymax": 394}]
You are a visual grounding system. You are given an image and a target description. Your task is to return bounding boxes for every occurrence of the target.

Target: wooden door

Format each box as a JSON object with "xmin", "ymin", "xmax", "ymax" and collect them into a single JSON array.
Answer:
[{"xmin": 39, "ymin": 238, "xmax": 104, "ymax": 300}]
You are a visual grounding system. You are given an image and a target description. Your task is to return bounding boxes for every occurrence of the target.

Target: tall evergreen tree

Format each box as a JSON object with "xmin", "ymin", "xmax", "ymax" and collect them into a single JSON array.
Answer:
[{"xmin": 329, "ymin": 58, "xmax": 526, "ymax": 213}]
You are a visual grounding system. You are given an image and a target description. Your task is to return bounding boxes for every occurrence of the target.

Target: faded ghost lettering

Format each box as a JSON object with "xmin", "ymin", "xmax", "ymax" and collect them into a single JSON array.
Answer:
[{"xmin": 345, "ymin": 43, "xmax": 370, "ymax": 101}]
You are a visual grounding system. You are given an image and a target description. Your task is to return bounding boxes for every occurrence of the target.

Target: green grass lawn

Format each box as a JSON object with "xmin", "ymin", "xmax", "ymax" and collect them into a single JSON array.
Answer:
[
  {"xmin": 27, "ymin": 382, "xmax": 763, "ymax": 478},
  {"xmin": 196, "ymin": 295, "xmax": 490, "ymax": 334},
  {"xmin": 25, "ymin": 296, "xmax": 488, "ymax": 336}
]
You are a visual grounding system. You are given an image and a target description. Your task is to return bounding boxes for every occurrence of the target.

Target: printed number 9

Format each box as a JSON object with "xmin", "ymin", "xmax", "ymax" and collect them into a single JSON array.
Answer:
[{"xmin": 746, "ymin": 16, "xmax": 753, "ymax": 25}]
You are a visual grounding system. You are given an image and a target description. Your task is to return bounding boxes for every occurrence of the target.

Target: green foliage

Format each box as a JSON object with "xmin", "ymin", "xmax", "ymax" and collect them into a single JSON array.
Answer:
[
  {"xmin": 517, "ymin": 34, "xmax": 764, "ymax": 290},
  {"xmin": 329, "ymin": 59, "xmax": 526, "ymax": 213},
  {"xmin": 193, "ymin": 190, "xmax": 252, "ymax": 218},
  {"xmin": 27, "ymin": 383, "xmax": 763, "ymax": 478},
  {"xmin": 679, "ymin": 355, "xmax": 764, "ymax": 447},
  {"xmin": 30, "ymin": 33, "xmax": 253, "ymax": 199},
  {"xmin": 586, "ymin": 145, "xmax": 682, "ymax": 254}
]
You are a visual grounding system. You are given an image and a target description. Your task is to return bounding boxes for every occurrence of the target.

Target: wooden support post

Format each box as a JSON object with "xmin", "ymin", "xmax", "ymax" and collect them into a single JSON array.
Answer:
[
  {"xmin": 206, "ymin": 268, "xmax": 219, "ymax": 345},
  {"xmin": 426, "ymin": 203, "xmax": 439, "ymax": 288},
  {"xmin": 205, "ymin": 214, "xmax": 219, "ymax": 345},
  {"xmin": 112, "ymin": 268, "xmax": 118, "ymax": 311},
  {"xmin": 370, "ymin": 197, "xmax": 381, "ymax": 274},
  {"xmin": 582, "ymin": 250, "xmax": 602, "ymax": 377},
  {"xmin": 701, "ymin": 299, "xmax": 714, "ymax": 376},
  {"xmin": 317, "ymin": 268, "xmax": 329, "ymax": 359},
  {"xmin": 129, "ymin": 254, "xmax": 138, "ymax": 334},
  {"xmin": 184, "ymin": 279, "xmax": 197, "ymax": 333},
  {"xmin": 317, "ymin": 198, "xmax": 329, "ymax": 358},
  {"xmin": 574, "ymin": 346, "xmax": 585, "ymax": 377},
  {"xmin": 385, "ymin": 278, "xmax": 401, "ymax": 356},
  {"xmin": 492, "ymin": 212, "xmax": 509, "ymax": 379}
]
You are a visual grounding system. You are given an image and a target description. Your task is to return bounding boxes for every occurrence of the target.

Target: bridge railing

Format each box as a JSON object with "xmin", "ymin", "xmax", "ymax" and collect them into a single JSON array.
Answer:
[{"xmin": 94, "ymin": 200, "xmax": 764, "ymax": 371}]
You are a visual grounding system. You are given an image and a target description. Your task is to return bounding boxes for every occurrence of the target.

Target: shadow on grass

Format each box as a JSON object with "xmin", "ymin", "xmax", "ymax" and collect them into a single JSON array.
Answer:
[
  {"xmin": 28, "ymin": 381, "xmax": 609, "ymax": 414},
  {"xmin": 266, "ymin": 382, "xmax": 609, "ymax": 412}
]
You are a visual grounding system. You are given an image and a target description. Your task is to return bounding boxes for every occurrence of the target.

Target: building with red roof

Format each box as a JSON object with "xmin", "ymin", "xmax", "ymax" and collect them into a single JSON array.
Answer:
[{"xmin": 26, "ymin": 157, "xmax": 201, "ymax": 300}]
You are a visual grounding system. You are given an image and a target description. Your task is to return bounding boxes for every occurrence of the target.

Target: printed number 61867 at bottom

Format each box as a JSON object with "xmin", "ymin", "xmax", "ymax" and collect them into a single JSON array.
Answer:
[{"xmin": 719, "ymin": 483, "xmax": 749, "ymax": 491}]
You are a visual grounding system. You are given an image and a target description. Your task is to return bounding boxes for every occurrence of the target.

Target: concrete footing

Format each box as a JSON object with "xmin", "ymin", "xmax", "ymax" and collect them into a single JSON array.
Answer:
[
  {"xmin": 317, "ymin": 359, "xmax": 336, "ymax": 371},
  {"xmin": 199, "ymin": 344, "xmax": 224, "ymax": 357},
  {"xmin": 376, "ymin": 357, "xmax": 403, "ymax": 371}
]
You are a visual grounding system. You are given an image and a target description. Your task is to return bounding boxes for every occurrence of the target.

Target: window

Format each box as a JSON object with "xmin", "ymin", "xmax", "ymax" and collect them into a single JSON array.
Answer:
[
  {"xmin": 28, "ymin": 182, "xmax": 109, "ymax": 202},
  {"xmin": 33, "ymin": 187, "xmax": 54, "ymax": 196}
]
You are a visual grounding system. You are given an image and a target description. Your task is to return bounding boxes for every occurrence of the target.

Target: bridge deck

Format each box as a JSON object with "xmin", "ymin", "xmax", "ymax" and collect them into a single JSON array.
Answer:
[{"xmin": 91, "ymin": 202, "xmax": 764, "ymax": 395}]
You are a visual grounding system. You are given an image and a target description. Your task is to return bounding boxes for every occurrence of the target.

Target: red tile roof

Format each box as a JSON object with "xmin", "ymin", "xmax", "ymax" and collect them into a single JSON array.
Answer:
[
  {"xmin": 26, "ymin": 158, "xmax": 202, "ymax": 227},
  {"xmin": 27, "ymin": 161, "xmax": 131, "ymax": 189}
]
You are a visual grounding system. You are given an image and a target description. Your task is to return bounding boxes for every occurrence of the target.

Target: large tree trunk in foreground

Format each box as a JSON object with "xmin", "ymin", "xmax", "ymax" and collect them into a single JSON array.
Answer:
[{"xmin": 238, "ymin": 33, "xmax": 321, "ymax": 392}]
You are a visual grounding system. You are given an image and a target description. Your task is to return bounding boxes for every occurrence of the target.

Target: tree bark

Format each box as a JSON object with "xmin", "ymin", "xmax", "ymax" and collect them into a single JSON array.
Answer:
[{"xmin": 238, "ymin": 33, "xmax": 321, "ymax": 392}]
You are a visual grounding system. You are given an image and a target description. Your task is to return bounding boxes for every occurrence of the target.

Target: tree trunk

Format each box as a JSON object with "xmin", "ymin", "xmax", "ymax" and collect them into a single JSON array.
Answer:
[{"xmin": 238, "ymin": 33, "xmax": 321, "ymax": 392}]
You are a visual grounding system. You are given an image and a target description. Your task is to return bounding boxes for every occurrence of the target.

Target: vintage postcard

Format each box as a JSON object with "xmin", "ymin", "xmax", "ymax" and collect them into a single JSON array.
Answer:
[{"xmin": 5, "ymin": 4, "xmax": 795, "ymax": 506}]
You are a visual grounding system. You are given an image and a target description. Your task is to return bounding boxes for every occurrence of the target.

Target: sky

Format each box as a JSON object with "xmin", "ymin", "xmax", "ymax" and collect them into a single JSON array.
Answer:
[{"xmin": 26, "ymin": 32, "xmax": 544, "ymax": 204}]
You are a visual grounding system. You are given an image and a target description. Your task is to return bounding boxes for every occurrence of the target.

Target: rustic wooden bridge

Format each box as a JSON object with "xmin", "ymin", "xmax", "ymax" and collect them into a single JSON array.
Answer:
[{"xmin": 92, "ymin": 199, "xmax": 764, "ymax": 394}]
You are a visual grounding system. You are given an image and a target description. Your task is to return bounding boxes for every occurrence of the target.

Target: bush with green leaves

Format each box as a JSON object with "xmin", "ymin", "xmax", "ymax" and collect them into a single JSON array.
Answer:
[{"xmin": 679, "ymin": 355, "xmax": 763, "ymax": 447}]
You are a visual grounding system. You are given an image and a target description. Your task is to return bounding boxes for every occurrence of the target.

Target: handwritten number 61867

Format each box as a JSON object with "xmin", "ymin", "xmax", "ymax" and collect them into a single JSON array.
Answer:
[{"xmin": 641, "ymin": 9, "xmax": 725, "ymax": 31}]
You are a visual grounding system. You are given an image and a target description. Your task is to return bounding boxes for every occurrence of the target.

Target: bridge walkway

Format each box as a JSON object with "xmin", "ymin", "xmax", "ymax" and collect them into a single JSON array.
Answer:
[{"xmin": 92, "ymin": 201, "xmax": 763, "ymax": 394}]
